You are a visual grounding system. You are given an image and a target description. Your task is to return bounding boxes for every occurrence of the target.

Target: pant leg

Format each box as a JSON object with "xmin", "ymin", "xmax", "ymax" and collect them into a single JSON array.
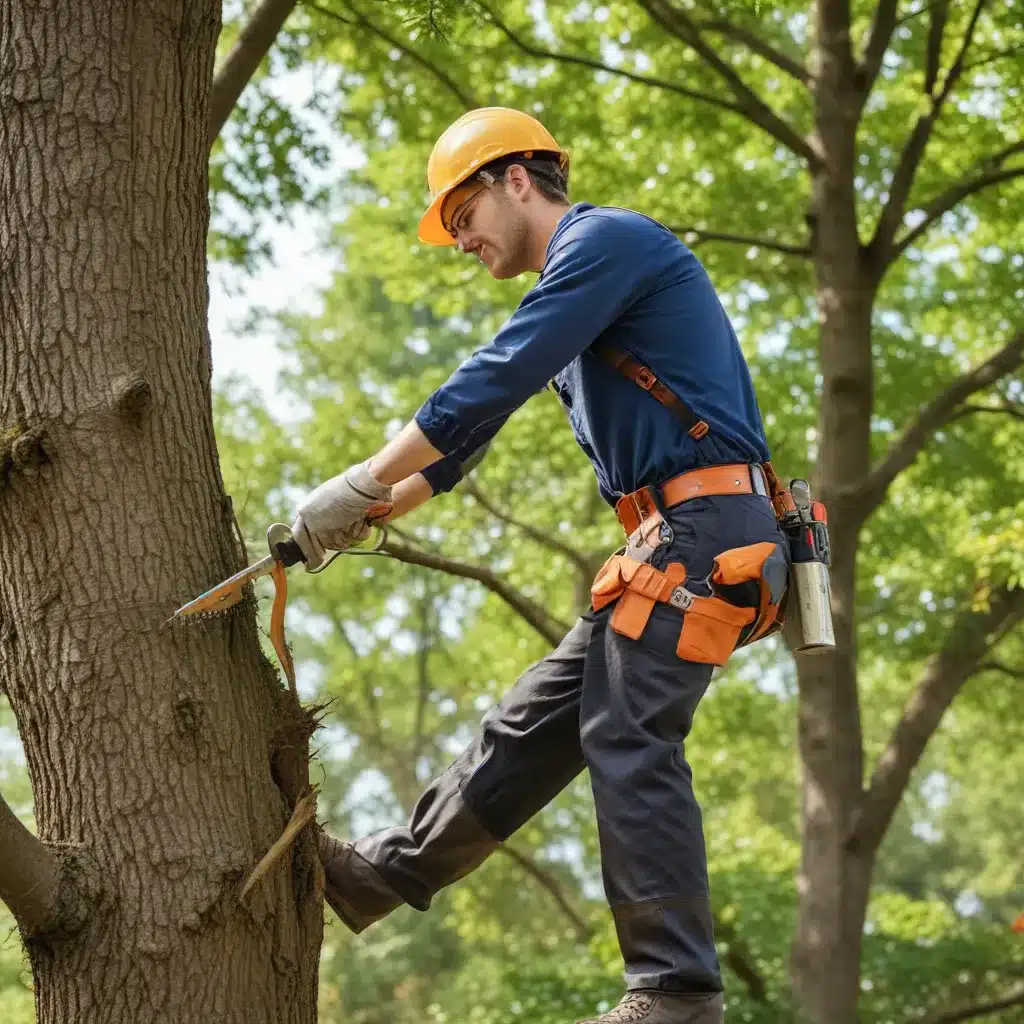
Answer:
[
  {"xmin": 580, "ymin": 493, "xmax": 785, "ymax": 994},
  {"xmin": 322, "ymin": 616, "xmax": 593, "ymax": 932}
]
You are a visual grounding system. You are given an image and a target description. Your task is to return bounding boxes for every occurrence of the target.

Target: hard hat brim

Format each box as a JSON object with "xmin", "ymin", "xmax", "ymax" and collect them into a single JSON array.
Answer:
[{"xmin": 418, "ymin": 188, "xmax": 458, "ymax": 246}]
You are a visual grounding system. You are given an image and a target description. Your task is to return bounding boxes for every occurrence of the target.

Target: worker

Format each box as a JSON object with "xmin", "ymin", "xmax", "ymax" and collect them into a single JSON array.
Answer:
[{"xmin": 293, "ymin": 107, "xmax": 789, "ymax": 1024}]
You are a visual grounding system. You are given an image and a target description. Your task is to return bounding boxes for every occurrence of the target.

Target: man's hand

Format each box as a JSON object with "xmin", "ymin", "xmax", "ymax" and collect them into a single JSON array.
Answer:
[{"xmin": 291, "ymin": 461, "xmax": 393, "ymax": 567}]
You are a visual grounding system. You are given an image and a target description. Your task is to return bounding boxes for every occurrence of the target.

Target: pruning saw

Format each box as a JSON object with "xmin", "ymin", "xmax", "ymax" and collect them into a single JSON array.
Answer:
[{"xmin": 167, "ymin": 522, "xmax": 388, "ymax": 690}]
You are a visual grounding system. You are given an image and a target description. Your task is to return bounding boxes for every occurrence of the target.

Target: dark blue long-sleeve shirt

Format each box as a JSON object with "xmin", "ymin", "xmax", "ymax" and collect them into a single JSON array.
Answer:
[{"xmin": 417, "ymin": 203, "xmax": 770, "ymax": 505}]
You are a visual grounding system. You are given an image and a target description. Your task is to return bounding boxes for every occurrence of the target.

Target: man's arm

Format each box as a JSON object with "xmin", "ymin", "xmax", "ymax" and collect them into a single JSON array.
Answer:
[
  {"xmin": 291, "ymin": 214, "xmax": 651, "ymax": 559},
  {"xmin": 367, "ymin": 420, "xmax": 444, "ymax": 486}
]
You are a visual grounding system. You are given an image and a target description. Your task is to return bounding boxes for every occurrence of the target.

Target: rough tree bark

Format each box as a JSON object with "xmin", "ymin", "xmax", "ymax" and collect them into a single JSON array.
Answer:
[{"xmin": 0, "ymin": 2, "xmax": 323, "ymax": 1022}]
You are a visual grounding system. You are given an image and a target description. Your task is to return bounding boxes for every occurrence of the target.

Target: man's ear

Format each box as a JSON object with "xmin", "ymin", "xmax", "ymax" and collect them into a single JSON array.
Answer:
[{"xmin": 505, "ymin": 163, "xmax": 532, "ymax": 201}]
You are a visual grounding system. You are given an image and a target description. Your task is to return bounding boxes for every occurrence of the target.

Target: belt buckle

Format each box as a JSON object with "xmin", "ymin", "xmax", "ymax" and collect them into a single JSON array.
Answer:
[{"xmin": 750, "ymin": 464, "xmax": 769, "ymax": 497}]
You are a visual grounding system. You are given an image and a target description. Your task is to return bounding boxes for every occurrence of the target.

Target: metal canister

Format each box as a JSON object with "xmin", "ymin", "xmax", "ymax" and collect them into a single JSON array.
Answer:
[{"xmin": 785, "ymin": 479, "xmax": 836, "ymax": 653}]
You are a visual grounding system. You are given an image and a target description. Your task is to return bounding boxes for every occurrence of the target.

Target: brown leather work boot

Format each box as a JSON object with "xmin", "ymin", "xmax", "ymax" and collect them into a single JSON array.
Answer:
[{"xmin": 577, "ymin": 991, "xmax": 724, "ymax": 1024}]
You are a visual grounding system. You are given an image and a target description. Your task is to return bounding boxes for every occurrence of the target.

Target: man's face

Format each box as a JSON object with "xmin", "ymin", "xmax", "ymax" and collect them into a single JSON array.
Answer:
[{"xmin": 442, "ymin": 171, "xmax": 532, "ymax": 280}]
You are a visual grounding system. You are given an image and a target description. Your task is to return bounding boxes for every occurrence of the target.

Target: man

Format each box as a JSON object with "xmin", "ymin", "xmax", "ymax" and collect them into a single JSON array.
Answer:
[{"xmin": 294, "ymin": 107, "xmax": 788, "ymax": 1024}]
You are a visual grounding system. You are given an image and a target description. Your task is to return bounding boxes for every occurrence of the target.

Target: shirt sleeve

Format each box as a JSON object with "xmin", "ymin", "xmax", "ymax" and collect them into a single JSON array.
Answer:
[
  {"xmin": 414, "ymin": 214, "xmax": 653, "ymax": 455},
  {"xmin": 419, "ymin": 419, "xmax": 505, "ymax": 494}
]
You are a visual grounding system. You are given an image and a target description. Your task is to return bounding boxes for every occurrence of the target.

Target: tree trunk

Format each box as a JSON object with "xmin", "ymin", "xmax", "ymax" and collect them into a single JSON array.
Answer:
[
  {"xmin": 789, "ymin": 5, "xmax": 875, "ymax": 1021},
  {"xmin": 0, "ymin": 3, "xmax": 323, "ymax": 1021}
]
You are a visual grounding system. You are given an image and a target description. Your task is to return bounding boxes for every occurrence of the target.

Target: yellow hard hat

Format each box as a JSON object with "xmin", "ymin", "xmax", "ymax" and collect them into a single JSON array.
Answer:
[{"xmin": 418, "ymin": 107, "xmax": 569, "ymax": 246}]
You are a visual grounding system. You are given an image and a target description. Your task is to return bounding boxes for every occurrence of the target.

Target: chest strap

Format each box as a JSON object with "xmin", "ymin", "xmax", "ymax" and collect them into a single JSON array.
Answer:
[{"xmin": 592, "ymin": 339, "xmax": 710, "ymax": 440}]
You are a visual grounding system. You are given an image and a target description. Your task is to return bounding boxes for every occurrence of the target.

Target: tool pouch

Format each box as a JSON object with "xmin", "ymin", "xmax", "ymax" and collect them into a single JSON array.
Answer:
[
  {"xmin": 590, "ymin": 549, "xmax": 781, "ymax": 667},
  {"xmin": 709, "ymin": 541, "xmax": 791, "ymax": 649},
  {"xmin": 591, "ymin": 555, "xmax": 687, "ymax": 640}
]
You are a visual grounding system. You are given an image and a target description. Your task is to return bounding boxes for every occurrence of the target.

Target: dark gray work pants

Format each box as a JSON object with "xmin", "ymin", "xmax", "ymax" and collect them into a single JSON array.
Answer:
[{"xmin": 321, "ymin": 493, "xmax": 784, "ymax": 994}]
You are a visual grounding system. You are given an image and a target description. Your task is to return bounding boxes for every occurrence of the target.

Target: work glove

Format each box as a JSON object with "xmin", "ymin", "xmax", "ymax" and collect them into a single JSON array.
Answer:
[{"xmin": 291, "ymin": 461, "xmax": 393, "ymax": 568}]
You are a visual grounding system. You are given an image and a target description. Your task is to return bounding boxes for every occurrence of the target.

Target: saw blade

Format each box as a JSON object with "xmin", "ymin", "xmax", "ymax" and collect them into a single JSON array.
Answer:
[{"xmin": 168, "ymin": 553, "xmax": 276, "ymax": 621}]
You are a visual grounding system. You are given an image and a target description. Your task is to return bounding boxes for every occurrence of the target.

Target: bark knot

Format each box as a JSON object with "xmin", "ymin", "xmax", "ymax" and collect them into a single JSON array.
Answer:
[
  {"xmin": 115, "ymin": 375, "xmax": 153, "ymax": 425},
  {"xmin": 1, "ymin": 424, "xmax": 48, "ymax": 486}
]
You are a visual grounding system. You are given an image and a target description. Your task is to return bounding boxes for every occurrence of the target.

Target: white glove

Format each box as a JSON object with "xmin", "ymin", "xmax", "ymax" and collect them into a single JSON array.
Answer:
[{"xmin": 291, "ymin": 461, "xmax": 393, "ymax": 567}]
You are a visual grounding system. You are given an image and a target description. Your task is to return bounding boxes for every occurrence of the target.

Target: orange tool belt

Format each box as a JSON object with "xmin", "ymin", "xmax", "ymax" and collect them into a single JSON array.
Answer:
[
  {"xmin": 591, "ymin": 540, "xmax": 788, "ymax": 666},
  {"xmin": 593, "ymin": 463, "xmax": 795, "ymax": 666}
]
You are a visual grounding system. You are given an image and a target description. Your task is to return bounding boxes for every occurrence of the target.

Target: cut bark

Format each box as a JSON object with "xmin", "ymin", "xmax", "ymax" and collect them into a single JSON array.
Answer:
[{"xmin": 0, "ymin": 2, "xmax": 322, "ymax": 1021}]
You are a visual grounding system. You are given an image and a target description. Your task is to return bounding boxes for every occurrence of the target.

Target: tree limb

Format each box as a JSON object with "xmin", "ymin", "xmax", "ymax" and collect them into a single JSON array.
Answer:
[
  {"xmin": 858, "ymin": 0, "xmax": 902, "ymax": 96},
  {"xmin": 698, "ymin": 18, "xmax": 810, "ymax": 85},
  {"xmin": 866, "ymin": 0, "xmax": 989, "ymax": 271},
  {"xmin": 473, "ymin": 2, "xmax": 760, "ymax": 125},
  {"xmin": 978, "ymin": 660, "xmax": 1024, "ymax": 680},
  {"xmin": 307, "ymin": 1, "xmax": 480, "ymax": 108},
  {"xmin": 923, "ymin": 0, "xmax": 950, "ymax": 94},
  {"xmin": 0, "ymin": 791, "xmax": 67, "ymax": 937},
  {"xmin": 951, "ymin": 399, "xmax": 1024, "ymax": 423},
  {"xmin": 846, "ymin": 328, "xmax": 1024, "ymax": 512},
  {"xmin": 209, "ymin": 0, "xmax": 299, "ymax": 147},
  {"xmin": 667, "ymin": 225, "xmax": 811, "ymax": 257},
  {"xmin": 460, "ymin": 478, "xmax": 597, "ymax": 576},
  {"xmin": 918, "ymin": 984, "xmax": 1024, "ymax": 1024},
  {"xmin": 381, "ymin": 537, "xmax": 570, "ymax": 647},
  {"xmin": 848, "ymin": 584, "xmax": 1024, "ymax": 855},
  {"xmin": 497, "ymin": 844, "xmax": 592, "ymax": 941},
  {"xmin": 712, "ymin": 914, "xmax": 770, "ymax": 1002},
  {"xmin": 633, "ymin": 0, "xmax": 819, "ymax": 165},
  {"xmin": 892, "ymin": 140, "xmax": 1024, "ymax": 258}
]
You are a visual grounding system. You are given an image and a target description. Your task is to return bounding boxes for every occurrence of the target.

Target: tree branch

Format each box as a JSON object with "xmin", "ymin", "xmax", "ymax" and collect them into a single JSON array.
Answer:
[
  {"xmin": 918, "ymin": 984, "xmax": 1024, "ymax": 1024},
  {"xmin": 381, "ymin": 537, "xmax": 570, "ymax": 647},
  {"xmin": 634, "ymin": 0, "xmax": 819, "ymax": 165},
  {"xmin": 848, "ymin": 584, "xmax": 1024, "ymax": 855},
  {"xmin": 307, "ymin": 1, "xmax": 480, "ymax": 108},
  {"xmin": 923, "ymin": 0, "xmax": 950, "ymax": 94},
  {"xmin": 867, "ymin": 0, "xmax": 989, "ymax": 270},
  {"xmin": 712, "ymin": 914, "xmax": 770, "ymax": 1002},
  {"xmin": 473, "ymin": 2, "xmax": 760, "ymax": 125},
  {"xmin": 497, "ymin": 844, "xmax": 592, "ymax": 941},
  {"xmin": 978, "ymin": 660, "xmax": 1024, "ymax": 680},
  {"xmin": 460, "ymin": 478, "xmax": 597, "ymax": 576},
  {"xmin": 209, "ymin": 0, "xmax": 299, "ymax": 147},
  {"xmin": 846, "ymin": 328, "xmax": 1024, "ymax": 512},
  {"xmin": 892, "ymin": 140, "xmax": 1024, "ymax": 258},
  {"xmin": 667, "ymin": 225, "xmax": 811, "ymax": 257},
  {"xmin": 858, "ymin": 0, "xmax": 902, "ymax": 96},
  {"xmin": 951, "ymin": 398, "xmax": 1024, "ymax": 423},
  {"xmin": 698, "ymin": 18, "xmax": 810, "ymax": 85},
  {"xmin": 0, "ymin": 791, "xmax": 70, "ymax": 937}
]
